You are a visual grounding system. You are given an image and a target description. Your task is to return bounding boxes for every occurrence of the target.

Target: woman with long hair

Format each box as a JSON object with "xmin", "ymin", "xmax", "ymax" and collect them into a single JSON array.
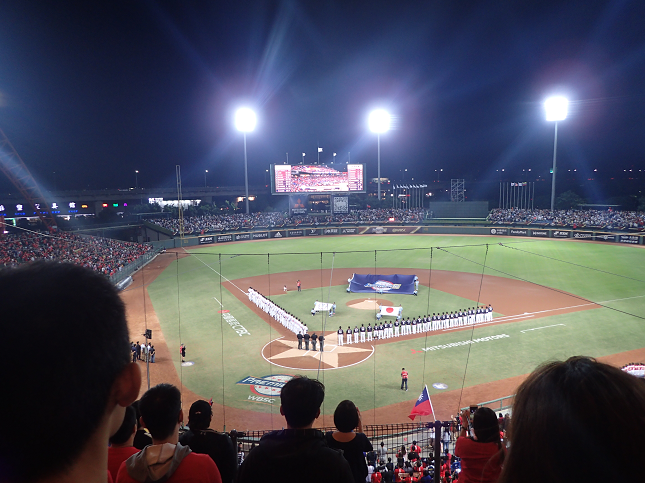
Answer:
[
  {"xmin": 498, "ymin": 356, "xmax": 645, "ymax": 483},
  {"xmin": 455, "ymin": 406, "xmax": 504, "ymax": 483},
  {"xmin": 325, "ymin": 400, "xmax": 373, "ymax": 483}
]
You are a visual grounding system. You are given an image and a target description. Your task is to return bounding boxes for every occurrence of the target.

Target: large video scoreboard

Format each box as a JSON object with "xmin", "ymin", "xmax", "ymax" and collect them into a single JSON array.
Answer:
[{"xmin": 271, "ymin": 164, "xmax": 365, "ymax": 194}]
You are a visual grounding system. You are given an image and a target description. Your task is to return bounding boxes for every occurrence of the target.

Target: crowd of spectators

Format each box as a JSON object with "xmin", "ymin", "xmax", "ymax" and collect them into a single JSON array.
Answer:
[
  {"xmin": 0, "ymin": 231, "xmax": 153, "ymax": 276},
  {"xmin": 488, "ymin": 208, "xmax": 645, "ymax": 230},
  {"xmin": 144, "ymin": 209, "xmax": 425, "ymax": 235}
]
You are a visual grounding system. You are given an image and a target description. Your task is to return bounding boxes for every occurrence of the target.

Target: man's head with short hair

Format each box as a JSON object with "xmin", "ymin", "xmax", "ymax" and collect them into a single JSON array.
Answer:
[
  {"xmin": 139, "ymin": 383, "xmax": 182, "ymax": 441},
  {"xmin": 0, "ymin": 262, "xmax": 140, "ymax": 482},
  {"xmin": 279, "ymin": 376, "xmax": 324, "ymax": 429}
]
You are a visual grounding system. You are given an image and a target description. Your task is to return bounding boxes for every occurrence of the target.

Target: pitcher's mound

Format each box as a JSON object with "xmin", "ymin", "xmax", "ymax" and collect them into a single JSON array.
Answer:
[{"xmin": 347, "ymin": 298, "xmax": 393, "ymax": 310}]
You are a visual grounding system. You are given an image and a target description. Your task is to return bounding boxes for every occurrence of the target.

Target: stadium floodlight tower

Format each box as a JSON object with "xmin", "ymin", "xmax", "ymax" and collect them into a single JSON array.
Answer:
[
  {"xmin": 368, "ymin": 109, "xmax": 391, "ymax": 201},
  {"xmin": 544, "ymin": 96, "xmax": 568, "ymax": 211},
  {"xmin": 234, "ymin": 107, "xmax": 257, "ymax": 214}
]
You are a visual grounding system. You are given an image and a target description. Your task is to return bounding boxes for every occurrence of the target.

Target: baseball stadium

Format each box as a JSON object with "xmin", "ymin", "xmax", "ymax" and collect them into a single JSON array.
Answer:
[{"xmin": 2, "ymin": 3, "xmax": 645, "ymax": 481}]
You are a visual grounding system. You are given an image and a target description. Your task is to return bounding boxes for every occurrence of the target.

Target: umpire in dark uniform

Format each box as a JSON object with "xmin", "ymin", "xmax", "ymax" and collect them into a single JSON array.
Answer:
[
  {"xmin": 319, "ymin": 334, "xmax": 324, "ymax": 352},
  {"xmin": 311, "ymin": 332, "xmax": 318, "ymax": 351},
  {"xmin": 304, "ymin": 332, "xmax": 311, "ymax": 350},
  {"xmin": 297, "ymin": 331, "xmax": 303, "ymax": 350}
]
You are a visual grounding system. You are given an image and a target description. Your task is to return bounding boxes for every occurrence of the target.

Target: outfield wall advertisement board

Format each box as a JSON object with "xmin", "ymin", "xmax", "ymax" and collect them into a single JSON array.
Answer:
[
  {"xmin": 178, "ymin": 226, "xmax": 644, "ymax": 247},
  {"xmin": 198, "ymin": 236, "xmax": 215, "ymax": 244}
]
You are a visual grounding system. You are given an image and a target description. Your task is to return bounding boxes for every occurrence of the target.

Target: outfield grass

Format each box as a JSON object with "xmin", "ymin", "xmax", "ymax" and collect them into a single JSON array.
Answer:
[{"xmin": 147, "ymin": 236, "xmax": 645, "ymax": 418}]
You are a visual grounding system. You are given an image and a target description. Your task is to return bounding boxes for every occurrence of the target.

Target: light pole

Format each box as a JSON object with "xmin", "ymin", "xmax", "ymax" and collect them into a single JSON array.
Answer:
[
  {"xmin": 544, "ymin": 96, "xmax": 568, "ymax": 211},
  {"xmin": 204, "ymin": 169, "xmax": 208, "ymax": 187},
  {"xmin": 302, "ymin": 152, "xmax": 305, "ymax": 165},
  {"xmin": 318, "ymin": 147, "xmax": 322, "ymax": 164},
  {"xmin": 235, "ymin": 107, "xmax": 257, "ymax": 215},
  {"xmin": 135, "ymin": 170, "xmax": 139, "ymax": 188},
  {"xmin": 368, "ymin": 109, "xmax": 391, "ymax": 201},
  {"xmin": 333, "ymin": 152, "xmax": 336, "ymax": 165}
]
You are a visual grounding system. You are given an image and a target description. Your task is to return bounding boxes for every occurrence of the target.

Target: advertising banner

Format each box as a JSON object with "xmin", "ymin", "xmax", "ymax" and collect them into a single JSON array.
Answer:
[
  {"xmin": 234, "ymin": 233, "xmax": 251, "ymax": 241},
  {"xmin": 287, "ymin": 229, "xmax": 304, "ymax": 237},
  {"xmin": 362, "ymin": 226, "xmax": 418, "ymax": 235},
  {"xmin": 509, "ymin": 229, "xmax": 528, "ymax": 236},
  {"xmin": 252, "ymin": 231, "xmax": 269, "ymax": 240},
  {"xmin": 305, "ymin": 228, "xmax": 321, "ymax": 236},
  {"xmin": 198, "ymin": 236, "xmax": 215, "ymax": 245},
  {"xmin": 572, "ymin": 231, "xmax": 593, "ymax": 240},
  {"xmin": 552, "ymin": 230, "xmax": 571, "ymax": 239},
  {"xmin": 489, "ymin": 227, "xmax": 508, "ymax": 235},
  {"xmin": 349, "ymin": 273, "xmax": 416, "ymax": 295},
  {"xmin": 594, "ymin": 233, "xmax": 617, "ymax": 242},
  {"xmin": 341, "ymin": 227, "xmax": 359, "ymax": 235},
  {"xmin": 323, "ymin": 227, "xmax": 339, "ymax": 235},
  {"xmin": 530, "ymin": 229, "xmax": 549, "ymax": 237},
  {"xmin": 270, "ymin": 230, "xmax": 287, "ymax": 239},
  {"xmin": 216, "ymin": 234, "xmax": 234, "ymax": 243},
  {"xmin": 618, "ymin": 234, "xmax": 640, "ymax": 244}
]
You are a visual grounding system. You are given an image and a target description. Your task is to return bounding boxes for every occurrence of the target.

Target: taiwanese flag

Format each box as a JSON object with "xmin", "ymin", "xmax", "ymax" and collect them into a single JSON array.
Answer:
[{"xmin": 408, "ymin": 385, "xmax": 434, "ymax": 420}]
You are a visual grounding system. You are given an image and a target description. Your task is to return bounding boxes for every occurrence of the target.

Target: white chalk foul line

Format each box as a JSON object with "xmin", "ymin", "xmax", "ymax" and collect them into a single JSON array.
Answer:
[
  {"xmin": 521, "ymin": 324, "xmax": 566, "ymax": 333},
  {"xmin": 184, "ymin": 249, "xmax": 248, "ymax": 296}
]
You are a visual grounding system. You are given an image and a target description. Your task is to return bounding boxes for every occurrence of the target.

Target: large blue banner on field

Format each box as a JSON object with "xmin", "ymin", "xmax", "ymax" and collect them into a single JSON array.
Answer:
[{"xmin": 349, "ymin": 273, "xmax": 417, "ymax": 294}]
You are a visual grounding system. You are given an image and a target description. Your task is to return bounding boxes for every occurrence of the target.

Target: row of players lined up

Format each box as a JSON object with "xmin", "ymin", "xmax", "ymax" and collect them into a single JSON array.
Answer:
[
  {"xmin": 338, "ymin": 305, "xmax": 494, "ymax": 345},
  {"xmin": 247, "ymin": 287, "xmax": 307, "ymax": 335}
]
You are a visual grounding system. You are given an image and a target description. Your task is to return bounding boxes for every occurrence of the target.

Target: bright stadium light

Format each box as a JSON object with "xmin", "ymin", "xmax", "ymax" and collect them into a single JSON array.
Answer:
[
  {"xmin": 368, "ymin": 109, "xmax": 391, "ymax": 200},
  {"xmin": 235, "ymin": 107, "xmax": 257, "ymax": 133},
  {"xmin": 544, "ymin": 96, "xmax": 568, "ymax": 122},
  {"xmin": 234, "ymin": 107, "xmax": 257, "ymax": 214},
  {"xmin": 544, "ymin": 96, "xmax": 568, "ymax": 211}
]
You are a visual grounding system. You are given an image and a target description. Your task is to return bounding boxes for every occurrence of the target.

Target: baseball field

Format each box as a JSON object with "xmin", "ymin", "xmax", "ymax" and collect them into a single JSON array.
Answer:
[{"xmin": 121, "ymin": 234, "xmax": 645, "ymax": 431}]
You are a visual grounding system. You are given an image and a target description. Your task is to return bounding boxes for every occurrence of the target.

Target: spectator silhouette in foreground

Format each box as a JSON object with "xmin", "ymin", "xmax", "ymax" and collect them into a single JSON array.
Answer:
[
  {"xmin": 117, "ymin": 384, "xmax": 221, "ymax": 483},
  {"xmin": 108, "ymin": 406, "xmax": 140, "ymax": 482},
  {"xmin": 325, "ymin": 399, "xmax": 373, "ymax": 483},
  {"xmin": 499, "ymin": 356, "xmax": 645, "ymax": 483},
  {"xmin": 179, "ymin": 400, "xmax": 237, "ymax": 483},
  {"xmin": 0, "ymin": 262, "xmax": 142, "ymax": 483},
  {"xmin": 237, "ymin": 376, "xmax": 353, "ymax": 483}
]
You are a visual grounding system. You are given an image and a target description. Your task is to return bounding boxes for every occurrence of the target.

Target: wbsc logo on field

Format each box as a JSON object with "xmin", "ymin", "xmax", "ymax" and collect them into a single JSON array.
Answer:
[{"xmin": 237, "ymin": 374, "xmax": 293, "ymax": 403}]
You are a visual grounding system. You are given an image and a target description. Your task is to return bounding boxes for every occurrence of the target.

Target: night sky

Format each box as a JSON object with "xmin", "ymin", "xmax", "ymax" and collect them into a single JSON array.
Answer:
[{"xmin": 1, "ymin": 1, "xmax": 644, "ymax": 194}]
